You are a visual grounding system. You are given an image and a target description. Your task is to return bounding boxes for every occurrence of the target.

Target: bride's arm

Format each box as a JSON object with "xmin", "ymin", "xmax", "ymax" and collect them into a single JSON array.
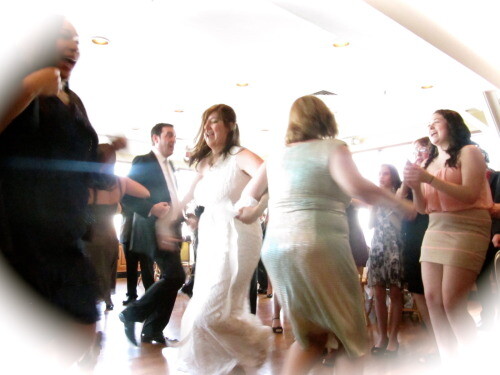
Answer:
[
  {"xmin": 236, "ymin": 148, "xmax": 263, "ymax": 177},
  {"xmin": 235, "ymin": 163, "xmax": 269, "ymax": 224}
]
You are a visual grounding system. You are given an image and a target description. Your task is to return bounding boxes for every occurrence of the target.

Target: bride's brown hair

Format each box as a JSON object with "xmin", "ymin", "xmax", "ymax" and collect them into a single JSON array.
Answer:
[{"xmin": 189, "ymin": 104, "xmax": 241, "ymax": 167}]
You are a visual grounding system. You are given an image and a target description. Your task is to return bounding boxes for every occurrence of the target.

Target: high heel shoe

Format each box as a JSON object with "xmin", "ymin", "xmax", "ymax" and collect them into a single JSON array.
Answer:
[
  {"xmin": 321, "ymin": 349, "xmax": 336, "ymax": 367},
  {"xmin": 370, "ymin": 341, "xmax": 388, "ymax": 356},
  {"xmin": 272, "ymin": 318, "xmax": 283, "ymax": 334}
]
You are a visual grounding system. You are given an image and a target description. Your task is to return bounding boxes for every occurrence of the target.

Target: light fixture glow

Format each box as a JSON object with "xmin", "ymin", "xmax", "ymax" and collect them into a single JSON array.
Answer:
[
  {"xmin": 236, "ymin": 83, "xmax": 249, "ymax": 87},
  {"xmin": 333, "ymin": 41, "xmax": 350, "ymax": 48},
  {"xmin": 421, "ymin": 84, "xmax": 434, "ymax": 89},
  {"xmin": 91, "ymin": 36, "xmax": 110, "ymax": 45}
]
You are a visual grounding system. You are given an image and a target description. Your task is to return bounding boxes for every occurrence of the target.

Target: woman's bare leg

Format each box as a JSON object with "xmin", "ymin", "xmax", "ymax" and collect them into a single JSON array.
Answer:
[
  {"xmin": 422, "ymin": 262, "xmax": 457, "ymax": 362},
  {"xmin": 441, "ymin": 265, "xmax": 478, "ymax": 350},
  {"xmin": 413, "ymin": 292, "xmax": 438, "ymax": 354},
  {"xmin": 413, "ymin": 293, "xmax": 432, "ymax": 330},
  {"xmin": 272, "ymin": 292, "xmax": 283, "ymax": 332},
  {"xmin": 387, "ymin": 286, "xmax": 403, "ymax": 351},
  {"xmin": 372, "ymin": 285, "xmax": 388, "ymax": 348},
  {"xmin": 280, "ymin": 334, "xmax": 327, "ymax": 375}
]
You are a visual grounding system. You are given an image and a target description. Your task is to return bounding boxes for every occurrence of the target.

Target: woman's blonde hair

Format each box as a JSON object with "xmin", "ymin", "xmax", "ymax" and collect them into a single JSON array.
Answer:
[
  {"xmin": 285, "ymin": 95, "xmax": 338, "ymax": 144},
  {"xmin": 189, "ymin": 104, "xmax": 240, "ymax": 166}
]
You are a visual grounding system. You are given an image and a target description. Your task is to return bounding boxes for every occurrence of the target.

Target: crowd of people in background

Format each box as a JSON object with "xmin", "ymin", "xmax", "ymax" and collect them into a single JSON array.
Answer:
[{"xmin": 0, "ymin": 15, "xmax": 499, "ymax": 375}]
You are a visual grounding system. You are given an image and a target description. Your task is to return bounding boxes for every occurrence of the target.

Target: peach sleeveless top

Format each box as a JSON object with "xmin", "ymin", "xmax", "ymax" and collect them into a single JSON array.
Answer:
[{"xmin": 423, "ymin": 167, "xmax": 493, "ymax": 213}]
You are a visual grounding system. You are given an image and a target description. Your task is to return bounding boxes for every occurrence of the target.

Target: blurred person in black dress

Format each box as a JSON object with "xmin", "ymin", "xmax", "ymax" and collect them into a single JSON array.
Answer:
[{"xmin": 0, "ymin": 16, "xmax": 101, "ymax": 369}]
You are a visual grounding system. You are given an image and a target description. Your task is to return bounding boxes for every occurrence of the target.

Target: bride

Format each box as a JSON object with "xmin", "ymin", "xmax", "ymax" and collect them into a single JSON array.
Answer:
[{"xmin": 177, "ymin": 104, "xmax": 271, "ymax": 374}]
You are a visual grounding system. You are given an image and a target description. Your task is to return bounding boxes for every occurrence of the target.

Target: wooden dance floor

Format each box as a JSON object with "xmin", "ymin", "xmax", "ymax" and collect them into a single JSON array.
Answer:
[{"xmin": 65, "ymin": 278, "xmax": 495, "ymax": 374}]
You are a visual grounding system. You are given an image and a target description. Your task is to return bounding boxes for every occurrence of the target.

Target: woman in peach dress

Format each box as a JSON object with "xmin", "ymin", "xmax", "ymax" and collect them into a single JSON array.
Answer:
[{"xmin": 404, "ymin": 109, "xmax": 493, "ymax": 363}]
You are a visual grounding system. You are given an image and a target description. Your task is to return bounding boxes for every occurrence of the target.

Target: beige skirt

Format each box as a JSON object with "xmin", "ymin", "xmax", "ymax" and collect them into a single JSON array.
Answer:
[{"xmin": 421, "ymin": 209, "xmax": 491, "ymax": 273}]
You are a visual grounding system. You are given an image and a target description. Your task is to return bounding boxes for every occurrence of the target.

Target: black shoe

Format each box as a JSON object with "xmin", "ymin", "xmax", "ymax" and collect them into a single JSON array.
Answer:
[
  {"xmin": 122, "ymin": 296, "xmax": 137, "ymax": 306},
  {"xmin": 272, "ymin": 318, "xmax": 283, "ymax": 334},
  {"xmin": 180, "ymin": 283, "xmax": 193, "ymax": 298},
  {"xmin": 371, "ymin": 344, "xmax": 387, "ymax": 356},
  {"xmin": 141, "ymin": 333, "xmax": 179, "ymax": 346},
  {"xmin": 119, "ymin": 312, "xmax": 137, "ymax": 346},
  {"xmin": 321, "ymin": 349, "xmax": 336, "ymax": 367}
]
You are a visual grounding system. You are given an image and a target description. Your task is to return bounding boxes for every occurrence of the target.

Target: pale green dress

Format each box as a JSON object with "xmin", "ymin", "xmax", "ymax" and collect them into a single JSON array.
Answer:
[{"xmin": 262, "ymin": 139, "xmax": 368, "ymax": 357}]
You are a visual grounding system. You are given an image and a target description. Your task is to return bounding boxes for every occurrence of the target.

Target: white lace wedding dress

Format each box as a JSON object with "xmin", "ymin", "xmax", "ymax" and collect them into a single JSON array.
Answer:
[{"xmin": 178, "ymin": 147, "xmax": 272, "ymax": 375}]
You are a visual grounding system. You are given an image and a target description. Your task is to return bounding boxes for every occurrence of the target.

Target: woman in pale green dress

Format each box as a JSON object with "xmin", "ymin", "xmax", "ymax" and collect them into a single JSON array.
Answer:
[{"xmin": 237, "ymin": 95, "xmax": 413, "ymax": 375}]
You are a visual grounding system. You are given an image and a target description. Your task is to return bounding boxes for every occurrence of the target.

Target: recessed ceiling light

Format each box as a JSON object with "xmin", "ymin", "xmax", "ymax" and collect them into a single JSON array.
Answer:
[
  {"xmin": 91, "ymin": 36, "xmax": 110, "ymax": 45},
  {"xmin": 421, "ymin": 84, "xmax": 434, "ymax": 89},
  {"xmin": 333, "ymin": 41, "xmax": 350, "ymax": 48},
  {"xmin": 174, "ymin": 109, "xmax": 184, "ymax": 113},
  {"xmin": 236, "ymin": 83, "xmax": 249, "ymax": 87}
]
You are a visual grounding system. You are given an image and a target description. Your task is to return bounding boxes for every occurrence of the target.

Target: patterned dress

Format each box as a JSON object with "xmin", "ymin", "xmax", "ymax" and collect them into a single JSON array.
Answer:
[{"xmin": 367, "ymin": 206, "xmax": 404, "ymax": 288}]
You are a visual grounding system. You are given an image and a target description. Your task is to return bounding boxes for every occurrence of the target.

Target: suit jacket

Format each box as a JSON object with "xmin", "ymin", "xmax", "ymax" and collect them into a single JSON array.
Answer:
[{"xmin": 121, "ymin": 151, "xmax": 178, "ymax": 259}]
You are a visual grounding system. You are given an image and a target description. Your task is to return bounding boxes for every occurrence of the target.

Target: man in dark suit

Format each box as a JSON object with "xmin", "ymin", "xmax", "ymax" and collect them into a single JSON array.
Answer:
[{"xmin": 119, "ymin": 123, "xmax": 185, "ymax": 346}]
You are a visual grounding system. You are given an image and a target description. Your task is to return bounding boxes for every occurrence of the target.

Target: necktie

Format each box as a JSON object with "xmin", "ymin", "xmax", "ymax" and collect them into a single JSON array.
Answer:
[
  {"xmin": 156, "ymin": 159, "xmax": 182, "ymax": 251},
  {"xmin": 164, "ymin": 159, "xmax": 179, "ymax": 216}
]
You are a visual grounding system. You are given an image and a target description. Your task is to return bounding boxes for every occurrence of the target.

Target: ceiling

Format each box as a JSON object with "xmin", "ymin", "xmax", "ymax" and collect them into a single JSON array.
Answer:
[{"xmin": 2, "ymin": 0, "xmax": 500, "ymax": 166}]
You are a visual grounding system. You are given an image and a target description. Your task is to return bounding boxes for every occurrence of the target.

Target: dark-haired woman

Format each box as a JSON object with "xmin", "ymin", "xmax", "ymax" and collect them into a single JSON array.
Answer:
[
  {"xmin": 85, "ymin": 140, "xmax": 149, "ymax": 311},
  {"xmin": 404, "ymin": 109, "xmax": 493, "ymax": 362},
  {"xmin": 177, "ymin": 104, "xmax": 271, "ymax": 375},
  {"xmin": 367, "ymin": 164, "xmax": 405, "ymax": 356}
]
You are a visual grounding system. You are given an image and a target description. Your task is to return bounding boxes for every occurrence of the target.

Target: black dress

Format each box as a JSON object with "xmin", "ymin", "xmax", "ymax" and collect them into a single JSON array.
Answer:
[
  {"xmin": 0, "ymin": 89, "xmax": 100, "ymax": 324},
  {"xmin": 401, "ymin": 213, "xmax": 429, "ymax": 294}
]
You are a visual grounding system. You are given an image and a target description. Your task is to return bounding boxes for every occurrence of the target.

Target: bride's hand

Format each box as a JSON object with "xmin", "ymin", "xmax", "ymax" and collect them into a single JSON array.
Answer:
[{"xmin": 235, "ymin": 206, "xmax": 259, "ymax": 224}]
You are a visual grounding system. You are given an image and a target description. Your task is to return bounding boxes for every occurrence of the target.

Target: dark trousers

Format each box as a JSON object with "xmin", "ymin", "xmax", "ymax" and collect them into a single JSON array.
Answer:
[
  {"xmin": 122, "ymin": 249, "xmax": 185, "ymax": 336},
  {"xmin": 249, "ymin": 268, "xmax": 258, "ymax": 315},
  {"xmin": 123, "ymin": 241, "xmax": 155, "ymax": 298}
]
